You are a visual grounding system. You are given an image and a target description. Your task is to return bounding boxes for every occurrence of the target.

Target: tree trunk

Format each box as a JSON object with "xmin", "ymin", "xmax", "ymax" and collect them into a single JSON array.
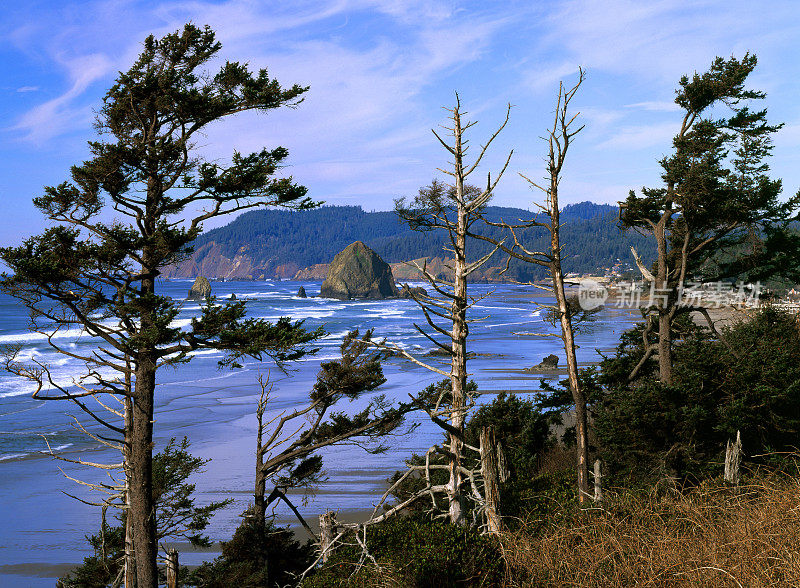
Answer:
[
  {"xmin": 480, "ymin": 427, "xmax": 502, "ymax": 534},
  {"xmin": 166, "ymin": 548, "xmax": 179, "ymax": 588},
  {"xmin": 130, "ymin": 351, "xmax": 158, "ymax": 587},
  {"xmin": 124, "ymin": 393, "xmax": 136, "ymax": 588},
  {"xmin": 655, "ymin": 212, "xmax": 673, "ymax": 384},
  {"xmin": 319, "ymin": 511, "xmax": 337, "ymax": 563},
  {"xmin": 724, "ymin": 430, "xmax": 742, "ymax": 485},
  {"xmin": 593, "ymin": 459, "xmax": 603, "ymax": 504},
  {"xmin": 550, "ymin": 202, "xmax": 590, "ymax": 504},
  {"xmin": 130, "ymin": 253, "xmax": 159, "ymax": 587},
  {"xmin": 447, "ymin": 114, "xmax": 468, "ymax": 527},
  {"xmin": 254, "ymin": 405, "xmax": 266, "ymax": 523},
  {"xmin": 254, "ymin": 463, "xmax": 266, "ymax": 523},
  {"xmin": 658, "ymin": 309, "xmax": 673, "ymax": 384}
]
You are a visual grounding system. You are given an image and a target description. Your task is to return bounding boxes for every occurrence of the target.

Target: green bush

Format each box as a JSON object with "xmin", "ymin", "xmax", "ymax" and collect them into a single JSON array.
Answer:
[
  {"xmin": 304, "ymin": 515, "xmax": 504, "ymax": 587},
  {"xmin": 595, "ymin": 308, "xmax": 800, "ymax": 483},
  {"xmin": 188, "ymin": 516, "xmax": 315, "ymax": 587}
]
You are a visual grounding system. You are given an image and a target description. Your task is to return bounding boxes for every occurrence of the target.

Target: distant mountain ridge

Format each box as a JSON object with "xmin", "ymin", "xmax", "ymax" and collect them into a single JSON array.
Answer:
[{"xmin": 162, "ymin": 202, "xmax": 655, "ymax": 280}]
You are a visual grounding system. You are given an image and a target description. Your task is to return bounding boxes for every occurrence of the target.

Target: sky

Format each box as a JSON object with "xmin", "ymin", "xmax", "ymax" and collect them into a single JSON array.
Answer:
[{"xmin": 2, "ymin": 0, "xmax": 800, "ymax": 244}]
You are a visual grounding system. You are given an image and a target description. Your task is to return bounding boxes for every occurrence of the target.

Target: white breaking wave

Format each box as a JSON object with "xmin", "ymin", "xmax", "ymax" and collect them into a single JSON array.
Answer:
[
  {"xmin": 0, "ymin": 328, "xmax": 86, "ymax": 344},
  {"xmin": 254, "ymin": 310, "xmax": 337, "ymax": 321},
  {"xmin": 0, "ymin": 453, "xmax": 25, "ymax": 462}
]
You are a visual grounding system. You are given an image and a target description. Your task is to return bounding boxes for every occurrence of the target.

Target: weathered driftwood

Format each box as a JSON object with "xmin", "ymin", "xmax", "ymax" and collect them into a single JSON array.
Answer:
[
  {"xmin": 724, "ymin": 430, "xmax": 742, "ymax": 485},
  {"xmin": 480, "ymin": 426, "xmax": 502, "ymax": 534}
]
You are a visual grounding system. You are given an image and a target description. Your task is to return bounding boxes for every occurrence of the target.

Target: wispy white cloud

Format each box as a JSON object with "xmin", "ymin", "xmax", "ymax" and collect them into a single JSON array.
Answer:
[
  {"xmin": 596, "ymin": 121, "xmax": 677, "ymax": 151},
  {"xmin": 625, "ymin": 101, "xmax": 680, "ymax": 112},
  {"xmin": 14, "ymin": 53, "xmax": 114, "ymax": 143},
  {"xmin": 16, "ymin": 86, "xmax": 39, "ymax": 93},
  {"xmin": 520, "ymin": 61, "xmax": 581, "ymax": 94},
  {"xmin": 3, "ymin": 0, "xmax": 800, "ymax": 226}
]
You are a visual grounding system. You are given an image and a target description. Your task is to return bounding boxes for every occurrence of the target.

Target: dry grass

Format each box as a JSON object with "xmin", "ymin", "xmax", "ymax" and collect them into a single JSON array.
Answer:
[{"xmin": 502, "ymin": 467, "xmax": 800, "ymax": 587}]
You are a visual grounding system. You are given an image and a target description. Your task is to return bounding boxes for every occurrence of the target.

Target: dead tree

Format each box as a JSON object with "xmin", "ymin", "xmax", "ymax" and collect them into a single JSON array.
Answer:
[
  {"xmin": 165, "ymin": 548, "xmax": 179, "ymax": 588},
  {"xmin": 384, "ymin": 96, "xmax": 511, "ymax": 526},
  {"xmin": 468, "ymin": 71, "xmax": 592, "ymax": 503},
  {"xmin": 318, "ymin": 512, "xmax": 338, "ymax": 564},
  {"xmin": 592, "ymin": 459, "xmax": 603, "ymax": 504},
  {"xmin": 6, "ymin": 337, "xmax": 134, "ymax": 584},
  {"xmin": 480, "ymin": 426, "xmax": 503, "ymax": 534},
  {"xmin": 724, "ymin": 430, "xmax": 743, "ymax": 485}
]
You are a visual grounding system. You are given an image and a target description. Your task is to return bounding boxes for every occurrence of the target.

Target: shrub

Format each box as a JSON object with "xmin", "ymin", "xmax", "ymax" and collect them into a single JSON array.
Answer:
[
  {"xmin": 304, "ymin": 515, "xmax": 504, "ymax": 588},
  {"xmin": 188, "ymin": 515, "xmax": 315, "ymax": 587},
  {"xmin": 594, "ymin": 308, "xmax": 800, "ymax": 483}
]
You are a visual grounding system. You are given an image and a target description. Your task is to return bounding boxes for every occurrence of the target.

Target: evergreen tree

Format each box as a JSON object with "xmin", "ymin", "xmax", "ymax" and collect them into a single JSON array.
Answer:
[
  {"xmin": 1, "ymin": 24, "xmax": 320, "ymax": 586},
  {"xmin": 57, "ymin": 438, "xmax": 230, "ymax": 588},
  {"xmin": 620, "ymin": 54, "xmax": 800, "ymax": 384}
]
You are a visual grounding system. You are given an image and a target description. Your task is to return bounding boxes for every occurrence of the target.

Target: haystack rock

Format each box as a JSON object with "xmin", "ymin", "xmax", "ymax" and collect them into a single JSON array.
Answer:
[
  {"xmin": 297, "ymin": 286, "xmax": 307, "ymax": 298},
  {"xmin": 320, "ymin": 242, "xmax": 400, "ymax": 300},
  {"xmin": 188, "ymin": 276, "xmax": 212, "ymax": 300}
]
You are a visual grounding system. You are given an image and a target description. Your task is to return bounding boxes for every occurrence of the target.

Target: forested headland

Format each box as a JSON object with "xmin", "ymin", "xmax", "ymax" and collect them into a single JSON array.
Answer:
[{"xmin": 163, "ymin": 202, "xmax": 655, "ymax": 281}]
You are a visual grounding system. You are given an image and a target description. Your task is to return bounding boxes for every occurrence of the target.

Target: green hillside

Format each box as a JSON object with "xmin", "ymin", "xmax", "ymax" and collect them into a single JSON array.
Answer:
[{"xmin": 171, "ymin": 202, "xmax": 655, "ymax": 280}]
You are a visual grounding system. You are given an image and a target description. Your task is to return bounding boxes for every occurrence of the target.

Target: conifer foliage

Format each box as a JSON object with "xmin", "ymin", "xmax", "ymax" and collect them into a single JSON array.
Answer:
[
  {"xmin": 620, "ymin": 54, "xmax": 800, "ymax": 384},
  {"xmin": 0, "ymin": 24, "xmax": 320, "ymax": 586}
]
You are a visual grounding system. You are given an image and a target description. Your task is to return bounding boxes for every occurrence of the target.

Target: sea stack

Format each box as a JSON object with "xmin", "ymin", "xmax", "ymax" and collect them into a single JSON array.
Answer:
[
  {"xmin": 188, "ymin": 276, "xmax": 212, "ymax": 300},
  {"xmin": 399, "ymin": 283, "xmax": 427, "ymax": 299},
  {"xmin": 320, "ymin": 241, "xmax": 400, "ymax": 300},
  {"xmin": 297, "ymin": 286, "xmax": 307, "ymax": 298},
  {"xmin": 525, "ymin": 354, "xmax": 560, "ymax": 372}
]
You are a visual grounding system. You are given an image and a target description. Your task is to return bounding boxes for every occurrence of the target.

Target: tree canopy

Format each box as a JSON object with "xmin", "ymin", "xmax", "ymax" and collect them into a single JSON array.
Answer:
[{"xmin": 1, "ymin": 23, "xmax": 321, "ymax": 586}]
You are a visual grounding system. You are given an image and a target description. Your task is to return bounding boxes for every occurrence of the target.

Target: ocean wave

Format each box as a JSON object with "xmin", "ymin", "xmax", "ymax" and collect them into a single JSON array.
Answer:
[
  {"xmin": 479, "ymin": 320, "xmax": 531, "ymax": 329},
  {"xmin": 0, "ymin": 361, "xmax": 121, "ymax": 399},
  {"xmin": 0, "ymin": 328, "xmax": 86, "ymax": 344},
  {"xmin": 0, "ymin": 453, "xmax": 26, "ymax": 462},
  {"xmin": 299, "ymin": 353, "xmax": 341, "ymax": 363},
  {"xmin": 470, "ymin": 304, "xmax": 532, "ymax": 312},
  {"xmin": 0, "ymin": 379, "xmax": 37, "ymax": 399},
  {"xmin": 322, "ymin": 330, "xmax": 353, "ymax": 341},
  {"xmin": 253, "ymin": 310, "xmax": 337, "ymax": 321},
  {"xmin": 157, "ymin": 370, "xmax": 238, "ymax": 388}
]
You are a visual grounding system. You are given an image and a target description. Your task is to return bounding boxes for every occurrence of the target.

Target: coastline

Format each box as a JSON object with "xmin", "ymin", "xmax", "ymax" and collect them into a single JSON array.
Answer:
[{"xmin": 0, "ymin": 282, "xmax": 643, "ymax": 585}]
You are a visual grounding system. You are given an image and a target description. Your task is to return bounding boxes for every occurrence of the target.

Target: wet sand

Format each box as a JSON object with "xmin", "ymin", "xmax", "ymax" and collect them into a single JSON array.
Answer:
[{"xmin": 0, "ymin": 286, "xmax": 644, "ymax": 585}]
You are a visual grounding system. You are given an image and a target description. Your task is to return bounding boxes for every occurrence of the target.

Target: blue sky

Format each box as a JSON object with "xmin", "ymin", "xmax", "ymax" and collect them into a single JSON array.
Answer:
[{"xmin": 2, "ymin": 0, "xmax": 800, "ymax": 244}]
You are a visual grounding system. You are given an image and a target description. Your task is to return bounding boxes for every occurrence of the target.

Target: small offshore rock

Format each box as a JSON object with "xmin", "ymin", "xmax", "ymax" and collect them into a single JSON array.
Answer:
[
  {"xmin": 229, "ymin": 293, "xmax": 237, "ymax": 301},
  {"xmin": 524, "ymin": 354, "xmax": 560, "ymax": 372},
  {"xmin": 297, "ymin": 286, "xmax": 307, "ymax": 298},
  {"xmin": 399, "ymin": 283, "xmax": 427, "ymax": 299},
  {"xmin": 188, "ymin": 276, "xmax": 212, "ymax": 301}
]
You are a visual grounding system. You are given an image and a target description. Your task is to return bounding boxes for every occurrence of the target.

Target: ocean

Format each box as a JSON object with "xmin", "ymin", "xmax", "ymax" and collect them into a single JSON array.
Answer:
[{"xmin": 0, "ymin": 280, "xmax": 640, "ymax": 585}]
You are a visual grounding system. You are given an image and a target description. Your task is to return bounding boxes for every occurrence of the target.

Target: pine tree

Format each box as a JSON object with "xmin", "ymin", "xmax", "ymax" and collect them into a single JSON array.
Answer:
[
  {"xmin": 620, "ymin": 54, "xmax": 800, "ymax": 384},
  {"xmin": 1, "ymin": 24, "xmax": 321, "ymax": 586}
]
